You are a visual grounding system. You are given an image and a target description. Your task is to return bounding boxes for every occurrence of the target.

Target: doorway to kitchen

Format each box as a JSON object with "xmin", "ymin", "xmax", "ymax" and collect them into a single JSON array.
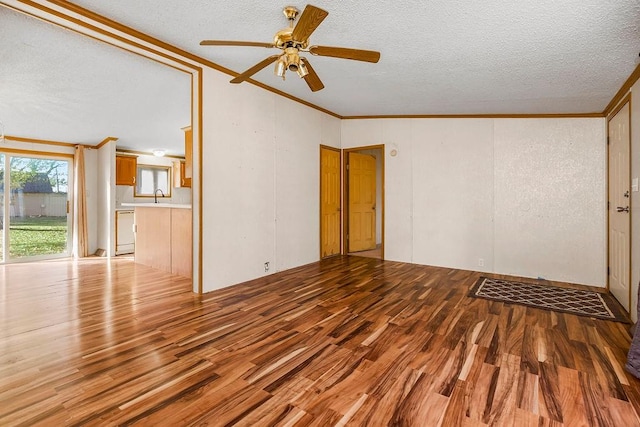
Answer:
[{"xmin": 0, "ymin": 151, "xmax": 73, "ymax": 263}]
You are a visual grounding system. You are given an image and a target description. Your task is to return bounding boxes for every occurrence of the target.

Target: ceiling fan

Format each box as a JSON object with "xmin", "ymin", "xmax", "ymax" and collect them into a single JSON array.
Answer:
[{"xmin": 200, "ymin": 4, "xmax": 380, "ymax": 92}]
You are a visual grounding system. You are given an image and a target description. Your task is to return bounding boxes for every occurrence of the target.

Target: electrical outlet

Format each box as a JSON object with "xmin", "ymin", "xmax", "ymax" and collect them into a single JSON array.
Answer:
[
  {"xmin": 478, "ymin": 258, "xmax": 484, "ymax": 267},
  {"xmin": 264, "ymin": 262, "xmax": 270, "ymax": 272}
]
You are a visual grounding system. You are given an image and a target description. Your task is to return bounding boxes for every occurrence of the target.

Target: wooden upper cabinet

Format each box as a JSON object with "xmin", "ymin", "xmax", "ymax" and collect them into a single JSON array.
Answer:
[
  {"xmin": 173, "ymin": 160, "xmax": 190, "ymax": 188},
  {"xmin": 183, "ymin": 127, "xmax": 192, "ymax": 187},
  {"xmin": 116, "ymin": 155, "xmax": 137, "ymax": 186}
]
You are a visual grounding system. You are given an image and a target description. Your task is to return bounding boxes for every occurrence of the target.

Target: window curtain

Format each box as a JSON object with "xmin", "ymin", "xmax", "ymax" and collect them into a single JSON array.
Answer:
[{"xmin": 74, "ymin": 145, "xmax": 89, "ymax": 257}]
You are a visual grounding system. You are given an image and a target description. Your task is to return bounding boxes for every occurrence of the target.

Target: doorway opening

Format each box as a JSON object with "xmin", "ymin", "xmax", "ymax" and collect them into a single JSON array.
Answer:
[
  {"xmin": 0, "ymin": 151, "xmax": 73, "ymax": 263},
  {"xmin": 343, "ymin": 145, "xmax": 384, "ymax": 260}
]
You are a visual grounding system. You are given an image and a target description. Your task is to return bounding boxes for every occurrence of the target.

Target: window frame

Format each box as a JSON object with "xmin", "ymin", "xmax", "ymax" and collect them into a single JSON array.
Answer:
[{"xmin": 133, "ymin": 164, "xmax": 172, "ymax": 198}]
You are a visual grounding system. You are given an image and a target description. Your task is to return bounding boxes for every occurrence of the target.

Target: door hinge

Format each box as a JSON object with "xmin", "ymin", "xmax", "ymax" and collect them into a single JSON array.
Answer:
[
  {"xmin": 607, "ymin": 136, "xmax": 610, "ymax": 145},
  {"xmin": 346, "ymin": 234, "xmax": 349, "ymax": 240},
  {"xmin": 608, "ymin": 201, "xmax": 610, "ymax": 210},
  {"xmin": 607, "ymin": 266, "xmax": 610, "ymax": 276}
]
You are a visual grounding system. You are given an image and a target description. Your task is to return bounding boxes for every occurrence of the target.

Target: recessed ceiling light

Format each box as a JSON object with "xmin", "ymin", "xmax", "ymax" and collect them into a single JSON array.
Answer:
[{"xmin": 153, "ymin": 149, "xmax": 166, "ymax": 157}]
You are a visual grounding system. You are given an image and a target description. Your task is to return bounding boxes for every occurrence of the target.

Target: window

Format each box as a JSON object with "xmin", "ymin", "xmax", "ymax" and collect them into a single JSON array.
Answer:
[
  {"xmin": 0, "ymin": 152, "xmax": 72, "ymax": 262},
  {"xmin": 134, "ymin": 165, "xmax": 171, "ymax": 197}
]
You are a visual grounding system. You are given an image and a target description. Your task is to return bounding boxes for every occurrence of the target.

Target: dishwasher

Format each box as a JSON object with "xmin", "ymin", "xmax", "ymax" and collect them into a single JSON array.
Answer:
[{"xmin": 116, "ymin": 210, "xmax": 135, "ymax": 255}]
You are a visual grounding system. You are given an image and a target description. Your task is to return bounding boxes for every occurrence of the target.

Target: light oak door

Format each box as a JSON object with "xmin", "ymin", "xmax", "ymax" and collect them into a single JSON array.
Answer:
[
  {"xmin": 608, "ymin": 102, "xmax": 631, "ymax": 312},
  {"xmin": 348, "ymin": 152, "xmax": 376, "ymax": 252},
  {"xmin": 320, "ymin": 147, "xmax": 340, "ymax": 258}
]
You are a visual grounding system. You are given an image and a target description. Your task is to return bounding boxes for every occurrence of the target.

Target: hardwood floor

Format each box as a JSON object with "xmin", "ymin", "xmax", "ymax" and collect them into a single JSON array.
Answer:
[
  {"xmin": 349, "ymin": 245, "xmax": 382, "ymax": 259},
  {"xmin": 1, "ymin": 256, "xmax": 640, "ymax": 426}
]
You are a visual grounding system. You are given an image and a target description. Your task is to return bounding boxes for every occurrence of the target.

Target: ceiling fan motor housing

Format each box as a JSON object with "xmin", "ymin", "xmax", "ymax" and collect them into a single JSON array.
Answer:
[{"xmin": 274, "ymin": 28, "xmax": 309, "ymax": 50}]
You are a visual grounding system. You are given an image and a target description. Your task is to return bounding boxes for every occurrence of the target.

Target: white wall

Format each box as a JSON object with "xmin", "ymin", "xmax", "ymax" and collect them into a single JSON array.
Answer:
[
  {"xmin": 342, "ymin": 117, "xmax": 606, "ymax": 287},
  {"xmin": 201, "ymin": 69, "xmax": 340, "ymax": 292},
  {"xmin": 493, "ymin": 119, "xmax": 606, "ymax": 284},
  {"xmin": 84, "ymin": 148, "xmax": 99, "ymax": 254},
  {"xmin": 96, "ymin": 141, "xmax": 115, "ymax": 256}
]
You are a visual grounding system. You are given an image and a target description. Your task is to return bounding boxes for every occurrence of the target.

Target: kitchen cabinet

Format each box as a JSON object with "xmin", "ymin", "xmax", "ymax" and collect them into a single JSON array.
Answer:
[
  {"xmin": 173, "ymin": 160, "xmax": 190, "ymax": 188},
  {"xmin": 171, "ymin": 208, "xmax": 192, "ymax": 277},
  {"xmin": 116, "ymin": 154, "xmax": 137, "ymax": 186},
  {"xmin": 134, "ymin": 207, "xmax": 171, "ymax": 273},
  {"xmin": 183, "ymin": 127, "xmax": 192, "ymax": 187},
  {"xmin": 133, "ymin": 206, "xmax": 192, "ymax": 278}
]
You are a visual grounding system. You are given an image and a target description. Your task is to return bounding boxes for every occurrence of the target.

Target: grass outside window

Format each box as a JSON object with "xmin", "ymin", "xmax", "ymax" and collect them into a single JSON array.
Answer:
[{"xmin": 0, "ymin": 216, "xmax": 68, "ymax": 258}]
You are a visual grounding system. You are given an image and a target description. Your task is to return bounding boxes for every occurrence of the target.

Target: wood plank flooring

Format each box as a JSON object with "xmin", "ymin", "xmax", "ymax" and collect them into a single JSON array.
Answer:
[
  {"xmin": 1, "ymin": 256, "xmax": 640, "ymax": 426},
  {"xmin": 348, "ymin": 245, "xmax": 382, "ymax": 260}
]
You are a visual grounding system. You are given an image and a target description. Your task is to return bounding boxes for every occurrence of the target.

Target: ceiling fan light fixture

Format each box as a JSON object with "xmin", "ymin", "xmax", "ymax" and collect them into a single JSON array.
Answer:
[
  {"xmin": 275, "ymin": 56, "xmax": 287, "ymax": 79},
  {"xmin": 285, "ymin": 47, "xmax": 300, "ymax": 72},
  {"xmin": 296, "ymin": 61, "xmax": 309, "ymax": 78},
  {"xmin": 204, "ymin": 4, "xmax": 379, "ymax": 92}
]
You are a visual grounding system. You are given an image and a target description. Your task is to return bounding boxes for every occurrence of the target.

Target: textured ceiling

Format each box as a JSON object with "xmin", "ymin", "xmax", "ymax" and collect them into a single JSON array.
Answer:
[
  {"xmin": 1, "ymin": 1, "xmax": 639, "ymax": 154},
  {"xmin": 0, "ymin": 6, "xmax": 191, "ymax": 155},
  {"xmin": 71, "ymin": 0, "xmax": 640, "ymax": 116}
]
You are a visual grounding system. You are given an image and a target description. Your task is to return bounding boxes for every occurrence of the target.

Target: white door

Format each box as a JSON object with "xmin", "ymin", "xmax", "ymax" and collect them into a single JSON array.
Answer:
[{"xmin": 608, "ymin": 102, "xmax": 631, "ymax": 311}]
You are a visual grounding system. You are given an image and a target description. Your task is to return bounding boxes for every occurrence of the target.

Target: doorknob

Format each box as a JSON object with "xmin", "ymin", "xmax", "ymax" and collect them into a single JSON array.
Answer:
[{"xmin": 617, "ymin": 206, "xmax": 630, "ymax": 213}]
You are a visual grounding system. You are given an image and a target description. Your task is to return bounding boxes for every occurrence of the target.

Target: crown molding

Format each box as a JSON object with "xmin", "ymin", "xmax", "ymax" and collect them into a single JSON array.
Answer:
[
  {"xmin": 342, "ymin": 113, "xmax": 605, "ymax": 120},
  {"xmin": 603, "ymin": 63, "xmax": 640, "ymax": 117},
  {"xmin": 117, "ymin": 148, "xmax": 184, "ymax": 160},
  {"xmin": 4, "ymin": 134, "xmax": 76, "ymax": 147},
  {"xmin": 96, "ymin": 136, "xmax": 118, "ymax": 149}
]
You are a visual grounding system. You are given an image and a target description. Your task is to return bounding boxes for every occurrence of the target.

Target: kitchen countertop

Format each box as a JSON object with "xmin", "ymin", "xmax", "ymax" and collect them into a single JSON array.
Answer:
[{"xmin": 121, "ymin": 203, "xmax": 192, "ymax": 209}]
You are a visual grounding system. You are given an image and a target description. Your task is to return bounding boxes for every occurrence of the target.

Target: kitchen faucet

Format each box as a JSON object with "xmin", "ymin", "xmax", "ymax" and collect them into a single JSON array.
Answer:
[{"xmin": 154, "ymin": 189, "xmax": 165, "ymax": 203}]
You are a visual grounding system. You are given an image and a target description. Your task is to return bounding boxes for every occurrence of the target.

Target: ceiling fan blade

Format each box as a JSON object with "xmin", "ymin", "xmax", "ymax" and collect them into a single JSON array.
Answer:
[
  {"xmin": 309, "ymin": 45, "xmax": 380, "ymax": 63},
  {"xmin": 200, "ymin": 40, "xmax": 275, "ymax": 48},
  {"xmin": 300, "ymin": 58, "xmax": 324, "ymax": 92},
  {"xmin": 291, "ymin": 5, "xmax": 329, "ymax": 42},
  {"xmin": 230, "ymin": 55, "xmax": 281, "ymax": 84}
]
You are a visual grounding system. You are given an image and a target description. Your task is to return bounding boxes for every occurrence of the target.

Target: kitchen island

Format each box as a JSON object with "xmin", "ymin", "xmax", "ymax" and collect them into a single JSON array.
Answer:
[{"xmin": 122, "ymin": 203, "xmax": 192, "ymax": 278}]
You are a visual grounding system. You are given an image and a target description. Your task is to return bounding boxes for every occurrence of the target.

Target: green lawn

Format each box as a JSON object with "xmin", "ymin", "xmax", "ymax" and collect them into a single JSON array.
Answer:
[{"xmin": 0, "ymin": 216, "xmax": 68, "ymax": 258}]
